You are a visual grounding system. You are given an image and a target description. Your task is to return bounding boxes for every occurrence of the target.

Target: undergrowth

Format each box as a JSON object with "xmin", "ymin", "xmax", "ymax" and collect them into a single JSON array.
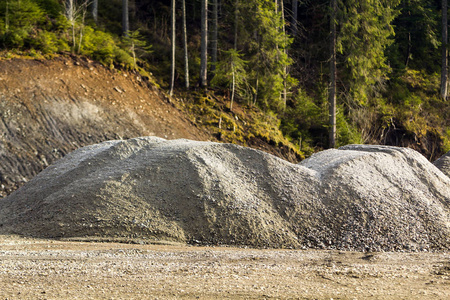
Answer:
[{"xmin": 176, "ymin": 90, "xmax": 304, "ymax": 161}]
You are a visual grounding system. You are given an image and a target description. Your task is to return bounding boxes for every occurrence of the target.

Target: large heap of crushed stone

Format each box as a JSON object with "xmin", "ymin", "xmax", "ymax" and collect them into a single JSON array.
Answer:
[
  {"xmin": 0, "ymin": 137, "xmax": 449, "ymax": 251},
  {"xmin": 434, "ymin": 150, "xmax": 450, "ymax": 178}
]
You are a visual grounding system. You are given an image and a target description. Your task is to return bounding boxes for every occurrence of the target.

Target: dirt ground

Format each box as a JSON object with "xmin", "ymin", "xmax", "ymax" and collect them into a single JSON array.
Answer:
[{"xmin": 0, "ymin": 235, "xmax": 448, "ymax": 299}]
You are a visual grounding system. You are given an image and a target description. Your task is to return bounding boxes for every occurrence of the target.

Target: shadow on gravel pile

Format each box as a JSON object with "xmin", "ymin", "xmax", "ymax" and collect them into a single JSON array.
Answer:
[
  {"xmin": 0, "ymin": 137, "xmax": 449, "ymax": 251},
  {"xmin": 434, "ymin": 150, "xmax": 450, "ymax": 178}
]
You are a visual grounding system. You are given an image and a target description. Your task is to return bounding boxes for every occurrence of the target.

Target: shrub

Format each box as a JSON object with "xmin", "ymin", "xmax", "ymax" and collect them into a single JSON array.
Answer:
[
  {"xmin": 81, "ymin": 26, "xmax": 116, "ymax": 65},
  {"xmin": 113, "ymin": 47, "xmax": 134, "ymax": 69},
  {"xmin": 32, "ymin": 30, "xmax": 59, "ymax": 54}
]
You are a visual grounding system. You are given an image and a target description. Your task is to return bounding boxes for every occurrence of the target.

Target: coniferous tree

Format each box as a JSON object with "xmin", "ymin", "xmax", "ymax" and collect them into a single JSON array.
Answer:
[
  {"xmin": 65, "ymin": 0, "xmax": 76, "ymax": 50},
  {"xmin": 244, "ymin": 0, "xmax": 294, "ymax": 111},
  {"xmin": 234, "ymin": 0, "xmax": 239, "ymax": 50},
  {"xmin": 329, "ymin": 0, "xmax": 337, "ymax": 148},
  {"xmin": 338, "ymin": 0, "xmax": 400, "ymax": 105},
  {"xmin": 390, "ymin": 0, "xmax": 440, "ymax": 72},
  {"xmin": 122, "ymin": 0, "xmax": 129, "ymax": 36},
  {"xmin": 280, "ymin": 0, "xmax": 287, "ymax": 108},
  {"xmin": 182, "ymin": 0, "xmax": 189, "ymax": 89},
  {"xmin": 0, "ymin": 0, "xmax": 44, "ymax": 48},
  {"xmin": 441, "ymin": 0, "xmax": 448, "ymax": 99},
  {"xmin": 212, "ymin": 49, "xmax": 248, "ymax": 111},
  {"xmin": 122, "ymin": 29, "xmax": 152, "ymax": 70},
  {"xmin": 200, "ymin": 0, "xmax": 208, "ymax": 87},
  {"xmin": 169, "ymin": 0, "xmax": 176, "ymax": 96},
  {"xmin": 291, "ymin": 0, "xmax": 298, "ymax": 37},
  {"xmin": 92, "ymin": 0, "xmax": 98, "ymax": 23},
  {"xmin": 211, "ymin": 0, "xmax": 219, "ymax": 74}
]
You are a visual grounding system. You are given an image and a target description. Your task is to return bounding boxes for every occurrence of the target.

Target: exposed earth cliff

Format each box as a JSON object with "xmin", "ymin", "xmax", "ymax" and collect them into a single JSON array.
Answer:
[{"xmin": 0, "ymin": 57, "xmax": 208, "ymax": 197}]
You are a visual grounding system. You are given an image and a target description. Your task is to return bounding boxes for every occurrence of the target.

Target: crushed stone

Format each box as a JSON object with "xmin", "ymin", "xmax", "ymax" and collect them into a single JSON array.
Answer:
[
  {"xmin": 434, "ymin": 150, "xmax": 450, "ymax": 178},
  {"xmin": 0, "ymin": 138, "xmax": 449, "ymax": 251}
]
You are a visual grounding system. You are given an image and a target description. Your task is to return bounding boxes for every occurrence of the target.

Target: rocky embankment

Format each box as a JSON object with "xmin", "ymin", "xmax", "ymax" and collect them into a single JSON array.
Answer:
[{"xmin": 1, "ymin": 137, "xmax": 449, "ymax": 251}]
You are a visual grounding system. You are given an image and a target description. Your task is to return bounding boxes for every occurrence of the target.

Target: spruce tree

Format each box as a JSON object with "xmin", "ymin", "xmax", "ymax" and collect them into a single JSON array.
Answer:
[
  {"xmin": 338, "ymin": 0, "xmax": 401, "ymax": 105},
  {"xmin": 169, "ymin": 0, "xmax": 176, "ymax": 96},
  {"xmin": 200, "ymin": 0, "xmax": 208, "ymax": 87},
  {"xmin": 92, "ymin": 0, "xmax": 98, "ymax": 23},
  {"xmin": 182, "ymin": 0, "xmax": 189, "ymax": 89},
  {"xmin": 241, "ymin": 0, "xmax": 294, "ymax": 111},
  {"xmin": 329, "ymin": 0, "xmax": 337, "ymax": 148},
  {"xmin": 122, "ymin": 0, "xmax": 129, "ymax": 36},
  {"xmin": 442, "ymin": 0, "xmax": 448, "ymax": 99}
]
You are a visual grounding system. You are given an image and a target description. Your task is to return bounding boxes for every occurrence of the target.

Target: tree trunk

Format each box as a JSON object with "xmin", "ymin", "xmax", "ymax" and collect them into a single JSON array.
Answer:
[
  {"xmin": 78, "ymin": 5, "xmax": 88, "ymax": 53},
  {"xmin": 182, "ymin": 0, "xmax": 189, "ymax": 89},
  {"xmin": 291, "ymin": 0, "xmax": 298, "ymax": 37},
  {"xmin": 441, "ymin": 0, "xmax": 448, "ymax": 100},
  {"xmin": 329, "ymin": 0, "xmax": 337, "ymax": 148},
  {"xmin": 92, "ymin": 0, "xmax": 98, "ymax": 24},
  {"xmin": 200, "ymin": 0, "xmax": 208, "ymax": 87},
  {"xmin": 211, "ymin": 0, "xmax": 218, "ymax": 74},
  {"xmin": 231, "ymin": 65, "xmax": 235, "ymax": 111},
  {"xmin": 281, "ymin": 0, "xmax": 287, "ymax": 110},
  {"xmin": 5, "ymin": 1, "xmax": 9, "ymax": 33},
  {"xmin": 65, "ymin": 0, "xmax": 76, "ymax": 52},
  {"xmin": 253, "ymin": 75, "xmax": 259, "ymax": 105},
  {"xmin": 122, "ymin": 0, "xmax": 129, "ymax": 36},
  {"xmin": 234, "ymin": 0, "xmax": 238, "ymax": 50},
  {"xmin": 169, "ymin": 0, "xmax": 176, "ymax": 96}
]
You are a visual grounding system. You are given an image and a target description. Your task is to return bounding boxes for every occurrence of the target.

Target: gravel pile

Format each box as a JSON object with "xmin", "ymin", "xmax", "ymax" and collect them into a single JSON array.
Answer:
[
  {"xmin": 434, "ymin": 150, "xmax": 450, "ymax": 178},
  {"xmin": 0, "ymin": 138, "xmax": 449, "ymax": 251}
]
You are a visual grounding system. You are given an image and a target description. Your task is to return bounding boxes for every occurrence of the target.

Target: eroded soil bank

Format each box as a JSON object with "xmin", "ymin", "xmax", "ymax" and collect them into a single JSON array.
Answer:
[{"xmin": 0, "ymin": 57, "xmax": 208, "ymax": 197}]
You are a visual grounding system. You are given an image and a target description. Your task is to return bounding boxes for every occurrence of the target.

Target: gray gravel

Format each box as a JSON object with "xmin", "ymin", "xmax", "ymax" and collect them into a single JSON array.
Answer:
[
  {"xmin": 0, "ymin": 138, "xmax": 449, "ymax": 251},
  {"xmin": 434, "ymin": 150, "xmax": 450, "ymax": 178}
]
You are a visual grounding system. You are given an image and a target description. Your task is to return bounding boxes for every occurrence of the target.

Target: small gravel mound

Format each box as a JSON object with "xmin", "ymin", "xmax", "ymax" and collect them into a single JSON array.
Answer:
[
  {"xmin": 300, "ymin": 145, "xmax": 450, "ymax": 251},
  {"xmin": 0, "ymin": 138, "xmax": 449, "ymax": 251},
  {"xmin": 434, "ymin": 150, "xmax": 450, "ymax": 178}
]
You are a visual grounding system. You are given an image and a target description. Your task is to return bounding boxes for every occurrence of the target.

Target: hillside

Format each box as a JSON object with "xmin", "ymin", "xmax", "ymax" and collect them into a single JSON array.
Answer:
[{"xmin": 0, "ymin": 57, "xmax": 302, "ymax": 198}]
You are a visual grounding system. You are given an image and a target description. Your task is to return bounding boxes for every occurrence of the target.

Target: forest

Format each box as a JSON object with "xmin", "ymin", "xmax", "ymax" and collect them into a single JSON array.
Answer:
[{"xmin": 1, "ymin": 0, "xmax": 450, "ymax": 160}]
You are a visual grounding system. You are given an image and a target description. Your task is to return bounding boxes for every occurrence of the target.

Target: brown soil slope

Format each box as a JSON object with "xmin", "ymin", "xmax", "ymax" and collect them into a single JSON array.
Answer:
[{"xmin": 0, "ymin": 57, "xmax": 209, "ymax": 197}]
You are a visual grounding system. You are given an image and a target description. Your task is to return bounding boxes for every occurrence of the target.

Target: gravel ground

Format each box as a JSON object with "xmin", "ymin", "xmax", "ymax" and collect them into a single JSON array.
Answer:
[{"xmin": 0, "ymin": 235, "xmax": 449, "ymax": 299}]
